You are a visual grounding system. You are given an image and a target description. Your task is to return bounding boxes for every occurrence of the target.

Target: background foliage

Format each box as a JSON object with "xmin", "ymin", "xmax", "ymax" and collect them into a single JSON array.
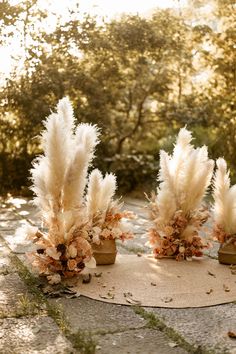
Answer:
[{"xmin": 0, "ymin": 0, "xmax": 235, "ymax": 195}]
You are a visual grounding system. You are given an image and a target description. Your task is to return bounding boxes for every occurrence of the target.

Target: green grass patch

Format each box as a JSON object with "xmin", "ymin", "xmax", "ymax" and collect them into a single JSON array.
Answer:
[
  {"xmin": 133, "ymin": 306, "xmax": 217, "ymax": 354},
  {"xmin": 68, "ymin": 331, "xmax": 97, "ymax": 354}
]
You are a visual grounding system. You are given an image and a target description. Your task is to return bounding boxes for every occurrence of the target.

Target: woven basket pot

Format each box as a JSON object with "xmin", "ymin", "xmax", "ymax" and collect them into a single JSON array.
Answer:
[
  {"xmin": 92, "ymin": 239, "xmax": 117, "ymax": 265},
  {"xmin": 218, "ymin": 238, "xmax": 236, "ymax": 265}
]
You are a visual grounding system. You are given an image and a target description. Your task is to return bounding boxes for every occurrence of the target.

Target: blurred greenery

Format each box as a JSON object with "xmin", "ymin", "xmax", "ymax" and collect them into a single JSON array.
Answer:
[{"xmin": 0, "ymin": 0, "xmax": 235, "ymax": 196}]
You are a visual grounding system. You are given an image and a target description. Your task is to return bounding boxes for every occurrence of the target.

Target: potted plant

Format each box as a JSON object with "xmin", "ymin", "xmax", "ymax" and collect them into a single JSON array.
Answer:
[
  {"xmin": 147, "ymin": 127, "xmax": 214, "ymax": 260},
  {"xmin": 25, "ymin": 97, "xmax": 133, "ymax": 283},
  {"xmin": 86, "ymin": 169, "xmax": 134, "ymax": 265},
  {"xmin": 212, "ymin": 158, "xmax": 236, "ymax": 265}
]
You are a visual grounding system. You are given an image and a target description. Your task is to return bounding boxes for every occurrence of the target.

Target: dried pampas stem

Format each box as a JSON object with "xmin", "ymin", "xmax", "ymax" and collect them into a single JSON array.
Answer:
[
  {"xmin": 212, "ymin": 158, "xmax": 236, "ymax": 241},
  {"xmin": 148, "ymin": 127, "xmax": 214, "ymax": 261},
  {"xmin": 25, "ymin": 97, "xmax": 134, "ymax": 283}
]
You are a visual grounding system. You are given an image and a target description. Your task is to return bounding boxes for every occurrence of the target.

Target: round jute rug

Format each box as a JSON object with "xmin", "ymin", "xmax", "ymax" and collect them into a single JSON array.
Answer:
[{"xmin": 75, "ymin": 254, "xmax": 236, "ymax": 308}]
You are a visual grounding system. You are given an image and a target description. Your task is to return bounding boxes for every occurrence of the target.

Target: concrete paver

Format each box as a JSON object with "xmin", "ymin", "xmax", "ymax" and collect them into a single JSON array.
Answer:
[
  {"xmin": 147, "ymin": 304, "xmax": 236, "ymax": 354},
  {"xmin": 94, "ymin": 328, "xmax": 188, "ymax": 354},
  {"xmin": 50, "ymin": 296, "xmax": 146, "ymax": 334},
  {"xmin": 0, "ymin": 316, "xmax": 74, "ymax": 354}
]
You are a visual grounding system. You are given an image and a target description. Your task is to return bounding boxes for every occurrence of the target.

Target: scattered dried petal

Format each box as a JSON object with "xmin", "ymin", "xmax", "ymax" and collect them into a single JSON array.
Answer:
[
  {"xmin": 82, "ymin": 274, "xmax": 92, "ymax": 284},
  {"xmin": 94, "ymin": 272, "xmax": 102, "ymax": 277},
  {"xmin": 161, "ymin": 296, "xmax": 173, "ymax": 303},
  {"xmin": 207, "ymin": 271, "xmax": 216, "ymax": 278},
  {"xmin": 228, "ymin": 331, "xmax": 236, "ymax": 338},
  {"xmin": 99, "ymin": 293, "xmax": 115, "ymax": 300},
  {"xmin": 223, "ymin": 284, "xmax": 230, "ymax": 292}
]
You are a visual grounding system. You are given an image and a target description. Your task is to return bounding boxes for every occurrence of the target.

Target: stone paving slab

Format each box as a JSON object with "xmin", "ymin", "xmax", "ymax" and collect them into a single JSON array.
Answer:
[
  {"xmin": 50, "ymin": 296, "xmax": 146, "ymax": 334},
  {"xmin": 0, "ymin": 273, "xmax": 33, "ymax": 317},
  {"xmin": 94, "ymin": 328, "xmax": 188, "ymax": 354},
  {"xmin": 0, "ymin": 316, "xmax": 74, "ymax": 354},
  {"xmin": 0, "ymin": 241, "xmax": 16, "ymax": 274},
  {"xmin": 146, "ymin": 305, "xmax": 236, "ymax": 354},
  {"xmin": 0, "ymin": 210, "xmax": 22, "ymax": 221}
]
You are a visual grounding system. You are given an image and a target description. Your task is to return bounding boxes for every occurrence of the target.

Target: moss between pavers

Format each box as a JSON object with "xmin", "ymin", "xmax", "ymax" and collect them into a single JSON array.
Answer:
[
  {"xmin": 10, "ymin": 253, "xmax": 98, "ymax": 353},
  {"xmin": 68, "ymin": 331, "xmax": 97, "ymax": 354},
  {"xmin": 0, "ymin": 294, "xmax": 42, "ymax": 319},
  {"xmin": 133, "ymin": 306, "xmax": 219, "ymax": 354},
  {"xmin": 10, "ymin": 254, "xmax": 69, "ymax": 329}
]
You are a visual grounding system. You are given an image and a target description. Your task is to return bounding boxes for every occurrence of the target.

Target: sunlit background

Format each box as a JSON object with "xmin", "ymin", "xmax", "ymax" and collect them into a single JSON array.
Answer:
[
  {"xmin": 0, "ymin": 0, "xmax": 203, "ymax": 78},
  {"xmin": 0, "ymin": 0, "xmax": 235, "ymax": 196}
]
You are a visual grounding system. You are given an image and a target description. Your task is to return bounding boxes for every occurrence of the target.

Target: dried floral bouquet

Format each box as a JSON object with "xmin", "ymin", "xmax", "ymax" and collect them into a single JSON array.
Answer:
[
  {"xmin": 212, "ymin": 158, "xmax": 236, "ymax": 263},
  {"xmin": 86, "ymin": 168, "xmax": 134, "ymax": 247},
  {"xmin": 148, "ymin": 128, "xmax": 214, "ymax": 260},
  {"xmin": 26, "ymin": 97, "xmax": 134, "ymax": 284}
]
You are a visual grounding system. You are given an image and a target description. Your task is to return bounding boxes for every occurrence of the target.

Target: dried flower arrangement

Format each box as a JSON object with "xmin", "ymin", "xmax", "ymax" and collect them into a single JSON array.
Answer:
[
  {"xmin": 26, "ymin": 97, "xmax": 133, "ymax": 283},
  {"xmin": 147, "ymin": 127, "xmax": 214, "ymax": 260},
  {"xmin": 212, "ymin": 158, "xmax": 236, "ymax": 264},
  {"xmin": 86, "ymin": 168, "xmax": 134, "ymax": 246}
]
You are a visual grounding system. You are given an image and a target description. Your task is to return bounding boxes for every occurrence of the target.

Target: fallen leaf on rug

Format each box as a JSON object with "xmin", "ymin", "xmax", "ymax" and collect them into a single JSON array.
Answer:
[
  {"xmin": 94, "ymin": 272, "xmax": 102, "ymax": 277},
  {"xmin": 99, "ymin": 292, "xmax": 115, "ymax": 300},
  {"xmin": 124, "ymin": 292, "xmax": 141, "ymax": 305},
  {"xmin": 228, "ymin": 331, "xmax": 236, "ymax": 339},
  {"xmin": 207, "ymin": 271, "xmax": 216, "ymax": 278},
  {"xmin": 82, "ymin": 274, "xmax": 92, "ymax": 284},
  {"xmin": 161, "ymin": 297, "xmax": 173, "ymax": 303},
  {"xmin": 223, "ymin": 284, "xmax": 230, "ymax": 292}
]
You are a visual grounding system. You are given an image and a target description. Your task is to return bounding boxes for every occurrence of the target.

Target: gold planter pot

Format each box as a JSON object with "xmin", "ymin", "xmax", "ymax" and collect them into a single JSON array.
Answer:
[
  {"xmin": 218, "ymin": 238, "xmax": 236, "ymax": 265},
  {"xmin": 92, "ymin": 239, "xmax": 117, "ymax": 265}
]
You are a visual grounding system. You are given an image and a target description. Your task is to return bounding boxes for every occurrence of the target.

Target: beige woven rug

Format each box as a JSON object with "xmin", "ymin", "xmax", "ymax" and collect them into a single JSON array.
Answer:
[{"xmin": 76, "ymin": 254, "xmax": 236, "ymax": 308}]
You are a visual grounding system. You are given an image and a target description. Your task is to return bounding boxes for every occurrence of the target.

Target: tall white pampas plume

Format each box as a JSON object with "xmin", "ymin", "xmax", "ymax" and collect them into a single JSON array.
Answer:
[
  {"xmin": 98, "ymin": 173, "xmax": 117, "ymax": 212},
  {"xmin": 75, "ymin": 123, "xmax": 100, "ymax": 153},
  {"xmin": 30, "ymin": 156, "xmax": 50, "ymax": 212},
  {"xmin": 62, "ymin": 145, "xmax": 89, "ymax": 210},
  {"xmin": 57, "ymin": 96, "xmax": 75, "ymax": 132},
  {"xmin": 40, "ymin": 110, "xmax": 73, "ymax": 211},
  {"xmin": 86, "ymin": 171, "xmax": 117, "ymax": 218},
  {"xmin": 212, "ymin": 158, "xmax": 236, "ymax": 236},
  {"xmin": 148, "ymin": 127, "xmax": 213, "ymax": 261},
  {"xmin": 62, "ymin": 124, "xmax": 99, "ymax": 210},
  {"xmin": 158, "ymin": 151, "xmax": 175, "ymax": 195},
  {"xmin": 86, "ymin": 169, "xmax": 103, "ymax": 218},
  {"xmin": 156, "ymin": 188, "xmax": 177, "ymax": 224},
  {"xmin": 171, "ymin": 127, "xmax": 193, "ymax": 194}
]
